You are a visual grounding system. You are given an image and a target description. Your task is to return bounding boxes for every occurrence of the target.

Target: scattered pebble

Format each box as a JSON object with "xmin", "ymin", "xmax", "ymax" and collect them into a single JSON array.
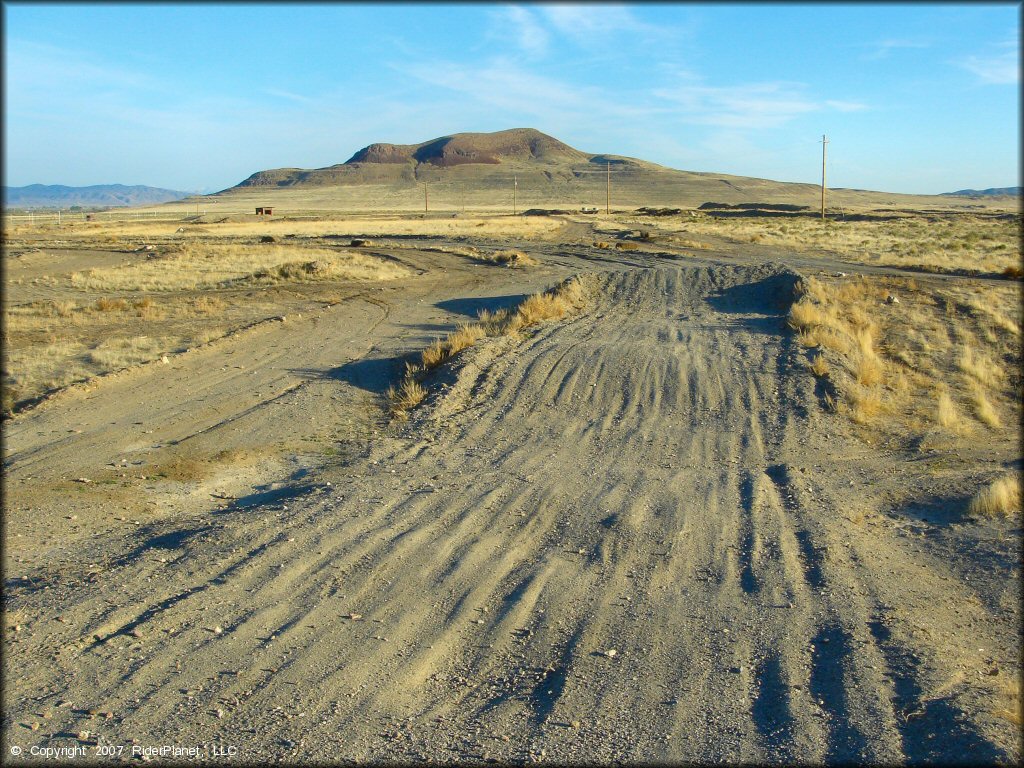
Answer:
[{"xmin": 604, "ymin": 649, "xmax": 617, "ymax": 658}]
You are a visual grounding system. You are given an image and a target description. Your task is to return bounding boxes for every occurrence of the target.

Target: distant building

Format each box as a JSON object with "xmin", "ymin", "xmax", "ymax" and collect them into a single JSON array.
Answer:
[{"xmin": 256, "ymin": 207, "xmax": 273, "ymax": 215}]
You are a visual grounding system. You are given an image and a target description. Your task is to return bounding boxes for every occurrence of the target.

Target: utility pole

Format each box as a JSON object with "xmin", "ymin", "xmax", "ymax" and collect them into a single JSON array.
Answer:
[
  {"xmin": 513, "ymin": 174, "xmax": 517, "ymax": 215},
  {"xmin": 606, "ymin": 161, "xmax": 611, "ymax": 214},
  {"xmin": 424, "ymin": 182, "xmax": 429, "ymax": 213},
  {"xmin": 820, "ymin": 134, "xmax": 828, "ymax": 220}
]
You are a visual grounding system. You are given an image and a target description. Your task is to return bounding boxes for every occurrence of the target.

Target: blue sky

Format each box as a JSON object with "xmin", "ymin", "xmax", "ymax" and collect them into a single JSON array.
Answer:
[{"xmin": 3, "ymin": 2, "xmax": 1019, "ymax": 194}]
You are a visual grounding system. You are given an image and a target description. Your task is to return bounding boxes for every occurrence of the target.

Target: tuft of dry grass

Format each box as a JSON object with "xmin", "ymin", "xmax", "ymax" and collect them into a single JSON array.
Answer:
[
  {"xmin": 420, "ymin": 323, "xmax": 487, "ymax": 371},
  {"xmin": 387, "ymin": 376, "xmax": 428, "ymax": 420},
  {"xmin": 957, "ymin": 345, "xmax": 1003, "ymax": 389},
  {"xmin": 968, "ymin": 383, "xmax": 1002, "ymax": 428},
  {"xmin": 854, "ymin": 328, "xmax": 885, "ymax": 387},
  {"xmin": 937, "ymin": 390, "xmax": 968, "ymax": 434},
  {"xmin": 968, "ymin": 473, "xmax": 1022, "ymax": 517},
  {"xmin": 810, "ymin": 354, "xmax": 830, "ymax": 378},
  {"xmin": 94, "ymin": 297, "xmax": 129, "ymax": 312},
  {"xmin": 845, "ymin": 385, "xmax": 882, "ymax": 424}
]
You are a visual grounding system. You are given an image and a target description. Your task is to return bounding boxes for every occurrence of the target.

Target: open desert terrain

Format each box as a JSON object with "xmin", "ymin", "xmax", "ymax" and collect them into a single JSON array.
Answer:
[{"xmin": 3, "ymin": 191, "xmax": 1021, "ymax": 764}]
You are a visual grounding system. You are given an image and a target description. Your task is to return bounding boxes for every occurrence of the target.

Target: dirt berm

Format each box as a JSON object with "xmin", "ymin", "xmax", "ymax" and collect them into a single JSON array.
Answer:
[{"xmin": 4, "ymin": 264, "xmax": 1018, "ymax": 763}]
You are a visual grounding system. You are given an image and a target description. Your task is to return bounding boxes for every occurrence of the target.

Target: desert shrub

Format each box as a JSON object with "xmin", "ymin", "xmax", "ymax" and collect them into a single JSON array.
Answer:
[
  {"xmin": 968, "ymin": 473, "xmax": 1022, "ymax": 517},
  {"xmin": 94, "ymin": 297, "xmax": 128, "ymax": 312}
]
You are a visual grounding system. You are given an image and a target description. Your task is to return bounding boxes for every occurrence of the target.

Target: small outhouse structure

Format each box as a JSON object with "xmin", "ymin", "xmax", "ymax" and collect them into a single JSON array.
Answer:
[{"xmin": 256, "ymin": 207, "xmax": 274, "ymax": 216}]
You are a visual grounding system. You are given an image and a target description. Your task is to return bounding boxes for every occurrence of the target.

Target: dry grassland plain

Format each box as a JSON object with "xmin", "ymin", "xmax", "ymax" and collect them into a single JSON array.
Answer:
[{"xmin": 2, "ymin": 198, "xmax": 1021, "ymax": 763}]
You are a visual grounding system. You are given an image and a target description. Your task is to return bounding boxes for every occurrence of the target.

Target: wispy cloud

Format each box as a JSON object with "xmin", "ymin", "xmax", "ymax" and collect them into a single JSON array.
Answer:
[
  {"xmin": 492, "ymin": 5, "xmax": 550, "ymax": 57},
  {"xmin": 958, "ymin": 40, "xmax": 1019, "ymax": 85},
  {"xmin": 542, "ymin": 4, "xmax": 654, "ymax": 41},
  {"xmin": 653, "ymin": 81, "xmax": 827, "ymax": 129},
  {"xmin": 862, "ymin": 38, "xmax": 929, "ymax": 61},
  {"xmin": 6, "ymin": 39, "xmax": 154, "ymax": 91},
  {"xmin": 397, "ymin": 57, "xmax": 595, "ymax": 119}
]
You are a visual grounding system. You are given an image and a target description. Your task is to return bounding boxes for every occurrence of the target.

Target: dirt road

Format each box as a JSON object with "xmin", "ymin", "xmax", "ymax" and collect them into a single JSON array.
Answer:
[{"xmin": 3, "ymin": 236, "xmax": 1020, "ymax": 763}]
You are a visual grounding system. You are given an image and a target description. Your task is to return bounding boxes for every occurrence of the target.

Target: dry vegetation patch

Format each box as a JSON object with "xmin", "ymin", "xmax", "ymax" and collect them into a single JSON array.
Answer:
[
  {"xmin": 968, "ymin": 473, "xmax": 1023, "ymax": 518},
  {"xmin": 388, "ymin": 276, "xmax": 590, "ymax": 419},
  {"xmin": 788, "ymin": 273, "xmax": 1021, "ymax": 446},
  {"xmin": 69, "ymin": 242, "xmax": 409, "ymax": 292},
  {"xmin": 476, "ymin": 249, "xmax": 539, "ymax": 267},
  {"xmin": 679, "ymin": 214, "xmax": 1021, "ymax": 274}
]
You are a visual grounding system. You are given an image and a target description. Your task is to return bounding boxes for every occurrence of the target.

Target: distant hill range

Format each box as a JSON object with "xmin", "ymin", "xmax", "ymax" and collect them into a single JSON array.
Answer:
[
  {"xmin": 4, "ymin": 184, "xmax": 192, "ymax": 209},
  {"xmin": 217, "ymin": 128, "xmax": 1017, "ymax": 210},
  {"xmin": 940, "ymin": 187, "xmax": 1021, "ymax": 198}
]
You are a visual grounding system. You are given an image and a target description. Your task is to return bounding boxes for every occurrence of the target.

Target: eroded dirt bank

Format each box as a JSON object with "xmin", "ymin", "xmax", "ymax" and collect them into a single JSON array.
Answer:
[{"xmin": 4, "ymin": 261, "xmax": 1019, "ymax": 763}]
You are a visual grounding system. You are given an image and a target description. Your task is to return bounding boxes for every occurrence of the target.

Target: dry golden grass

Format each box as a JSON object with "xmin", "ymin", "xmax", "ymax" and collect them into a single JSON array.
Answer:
[
  {"xmin": 937, "ymin": 391, "xmax": 968, "ymax": 434},
  {"xmin": 65, "ymin": 213, "xmax": 564, "ymax": 242},
  {"xmin": 968, "ymin": 473, "xmax": 1022, "ymax": 517},
  {"xmin": 420, "ymin": 323, "xmax": 487, "ymax": 371},
  {"xmin": 682, "ymin": 213, "xmax": 1021, "ymax": 274},
  {"xmin": 788, "ymin": 272, "xmax": 1019, "ymax": 446},
  {"xmin": 991, "ymin": 677, "xmax": 1023, "ymax": 727},
  {"xmin": 387, "ymin": 376, "xmax": 428, "ymax": 420},
  {"xmin": 844, "ymin": 385, "xmax": 883, "ymax": 424},
  {"xmin": 69, "ymin": 243, "xmax": 410, "ymax": 292},
  {"xmin": 957, "ymin": 345, "xmax": 1003, "ymax": 389},
  {"xmin": 969, "ymin": 383, "xmax": 1002, "ymax": 428},
  {"xmin": 810, "ymin": 354, "xmax": 830, "ymax": 378},
  {"xmin": 388, "ymin": 276, "xmax": 589, "ymax": 418},
  {"xmin": 87, "ymin": 335, "xmax": 176, "ymax": 368}
]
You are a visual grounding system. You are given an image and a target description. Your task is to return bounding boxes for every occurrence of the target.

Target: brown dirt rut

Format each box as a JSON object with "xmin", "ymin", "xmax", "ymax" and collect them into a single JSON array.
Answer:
[{"xmin": 4, "ymin": 264, "xmax": 1017, "ymax": 763}]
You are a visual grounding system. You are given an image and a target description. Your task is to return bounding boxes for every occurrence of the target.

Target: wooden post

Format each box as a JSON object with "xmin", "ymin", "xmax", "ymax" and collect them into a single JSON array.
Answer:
[
  {"xmin": 820, "ymin": 134, "xmax": 828, "ymax": 220},
  {"xmin": 424, "ymin": 182, "xmax": 429, "ymax": 212},
  {"xmin": 606, "ymin": 161, "xmax": 611, "ymax": 214},
  {"xmin": 513, "ymin": 174, "xmax": 517, "ymax": 215}
]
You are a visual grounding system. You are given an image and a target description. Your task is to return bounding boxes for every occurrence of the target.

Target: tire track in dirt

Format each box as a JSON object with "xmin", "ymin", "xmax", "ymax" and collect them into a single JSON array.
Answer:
[{"xmin": 4, "ymin": 262, "xmax": 1017, "ymax": 763}]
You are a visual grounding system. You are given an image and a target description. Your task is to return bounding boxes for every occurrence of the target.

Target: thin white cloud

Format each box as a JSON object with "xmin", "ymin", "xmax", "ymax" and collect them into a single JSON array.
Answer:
[
  {"xmin": 958, "ymin": 40, "xmax": 1020, "ymax": 85},
  {"xmin": 862, "ymin": 39, "xmax": 929, "ymax": 61},
  {"xmin": 398, "ymin": 57, "xmax": 593, "ymax": 119},
  {"xmin": 652, "ymin": 82, "xmax": 820, "ymax": 129},
  {"xmin": 541, "ymin": 4, "xmax": 661, "ymax": 44},
  {"xmin": 493, "ymin": 5, "xmax": 550, "ymax": 57},
  {"xmin": 5, "ymin": 39, "xmax": 153, "ymax": 91}
]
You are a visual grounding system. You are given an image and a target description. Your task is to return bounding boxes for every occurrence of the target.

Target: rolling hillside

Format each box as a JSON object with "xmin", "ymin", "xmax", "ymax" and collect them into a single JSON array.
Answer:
[{"xmin": 4, "ymin": 183, "xmax": 191, "ymax": 209}]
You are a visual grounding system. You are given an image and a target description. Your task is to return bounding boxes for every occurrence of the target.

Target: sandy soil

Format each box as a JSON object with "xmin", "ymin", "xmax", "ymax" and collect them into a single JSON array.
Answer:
[{"xmin": 3, "ymin": 218, "xmax": 1020, "ymax": 763}]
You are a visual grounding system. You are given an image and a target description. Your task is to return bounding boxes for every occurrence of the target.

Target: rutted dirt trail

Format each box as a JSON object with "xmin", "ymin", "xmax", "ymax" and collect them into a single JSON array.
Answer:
[{"xmin": 4, "ymin": 262, "xmax": 1019, "ymax": 763}]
